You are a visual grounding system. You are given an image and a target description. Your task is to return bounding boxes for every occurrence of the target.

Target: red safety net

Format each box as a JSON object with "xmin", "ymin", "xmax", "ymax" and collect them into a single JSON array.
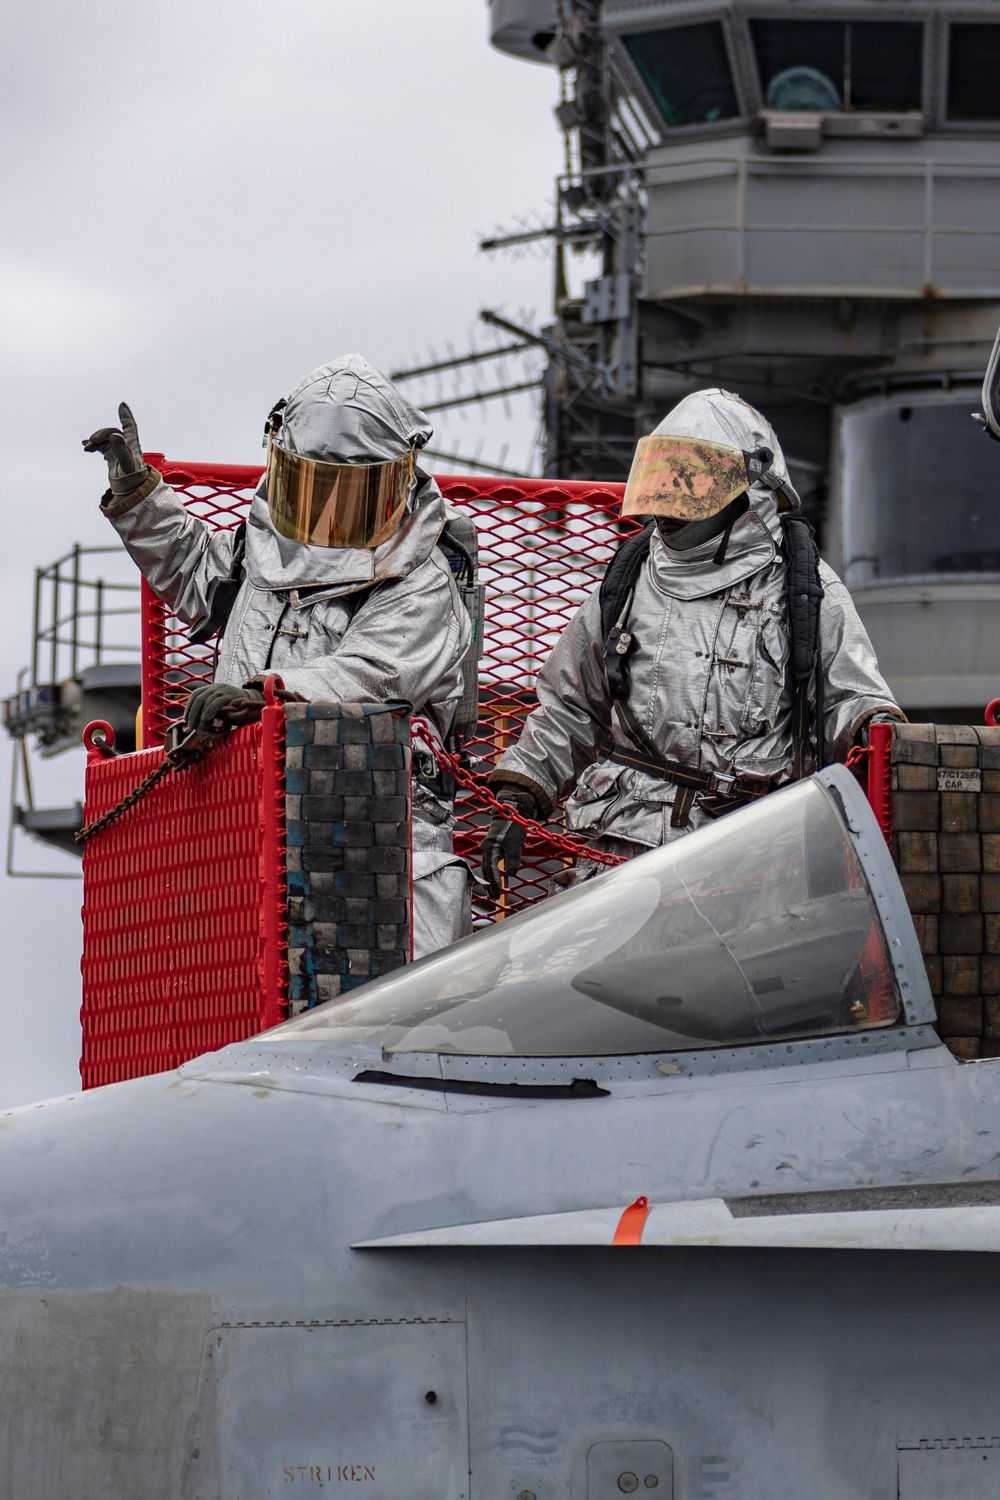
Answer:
[
  {"xmin": 80, "ymin": 706, "xmax": 287, "ymax": 1087},
  {"xmin": 140, "ymin": 455, "xmax": 634, "ymax": 920}
]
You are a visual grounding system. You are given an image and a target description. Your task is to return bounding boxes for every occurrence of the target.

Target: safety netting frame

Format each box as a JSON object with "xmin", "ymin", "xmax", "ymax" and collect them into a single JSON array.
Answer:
[{"xmin": 140, "ymin": 453, "xmax": 634, "ymax": 920}]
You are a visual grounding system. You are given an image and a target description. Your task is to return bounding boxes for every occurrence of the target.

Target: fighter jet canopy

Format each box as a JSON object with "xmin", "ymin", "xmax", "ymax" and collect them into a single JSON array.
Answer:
[{"xmin": 274, "ymin": 767, "xmax": 930, "ymax": 1057}]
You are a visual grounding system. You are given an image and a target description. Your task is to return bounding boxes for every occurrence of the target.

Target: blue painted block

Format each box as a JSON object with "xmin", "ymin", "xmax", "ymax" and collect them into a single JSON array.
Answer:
[{"xmin": 284, "ymin": 719, "xmax": 315, "ymax": 746}]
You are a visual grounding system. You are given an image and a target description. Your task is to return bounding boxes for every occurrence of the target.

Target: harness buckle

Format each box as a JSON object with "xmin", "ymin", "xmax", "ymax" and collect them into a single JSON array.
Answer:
[{"xmin": 706, "ymin": 770, "xmax": 737, "ymax": 796}]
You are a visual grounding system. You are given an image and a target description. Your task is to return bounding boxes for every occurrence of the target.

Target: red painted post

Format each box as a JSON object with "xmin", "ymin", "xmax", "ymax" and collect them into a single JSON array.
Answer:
[
  {"xmin": 868, "ymin": 720, "xmax": 893, "ymax": 849},
  {"xmin": 140, "ymin": 581, "xmax": 169, "ymax": 749}
]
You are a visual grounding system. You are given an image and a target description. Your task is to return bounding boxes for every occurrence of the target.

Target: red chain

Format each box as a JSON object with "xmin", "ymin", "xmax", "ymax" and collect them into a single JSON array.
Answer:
[{"xmin": 410, "ymin": 717, "xmax": 626, "ymax": 868}]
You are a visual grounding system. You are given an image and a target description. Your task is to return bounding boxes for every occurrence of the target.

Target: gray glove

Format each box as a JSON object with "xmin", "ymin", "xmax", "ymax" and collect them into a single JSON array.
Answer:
[
  {"xmin": 183, "ymin": 683, "xmax": 265, "ymax": 737},
  {"xmin": 82, "ymin": 402, "xmax": 150, "ymax": 497},
  {"xmin": 861, "ymin": 710, "xmax": 900, "ymax": 747},
  {"xmin": 481, "ymin": 787, "xmax": 540, "ymax": 901}
]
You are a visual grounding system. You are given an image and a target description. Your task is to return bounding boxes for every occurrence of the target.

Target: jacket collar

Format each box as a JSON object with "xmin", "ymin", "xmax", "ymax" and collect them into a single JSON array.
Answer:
[{"xmin": 244, "ymin": 473, "xmax": 447, "ymax": 597}]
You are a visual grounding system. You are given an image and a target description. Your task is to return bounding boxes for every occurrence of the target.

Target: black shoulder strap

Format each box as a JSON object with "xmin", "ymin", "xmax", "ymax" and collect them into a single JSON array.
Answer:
[
  {"xmin": 188, "ymin": 520, "xmax": 247, "ymax": 646},
  {"xmin": 599, "ymin": 521, "xmax": 655, "ymax": 699},
  {"xmin": 781, "ymin": 514, "xmax": 825, "ymax": 772}
]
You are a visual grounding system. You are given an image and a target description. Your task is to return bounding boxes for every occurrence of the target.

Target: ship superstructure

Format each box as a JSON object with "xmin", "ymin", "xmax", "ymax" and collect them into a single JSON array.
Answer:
[{"xmin": 485, "ymin": 0, "xmax": 1000, "ymax": 720}]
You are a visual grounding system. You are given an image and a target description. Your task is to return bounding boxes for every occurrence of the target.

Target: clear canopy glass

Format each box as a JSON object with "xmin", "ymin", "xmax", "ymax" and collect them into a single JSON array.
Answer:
[
  {"xmin": 272, "ymin": 778, "xmax": 900, "ymax": 1058},
  {"xmin": 623, "ymin": 23, "xmax": 739, "ymax": 128},
  {"xmin": 948, "ymin": 24, "xmax": 1000, "ymax": 122},
  {"xmin": 841, "ymin": 399, "xmax": 1000, "ymax": 586},
  {"xmin": 751, "ymin": 20, "xmax": 923, "ymax": 113}
]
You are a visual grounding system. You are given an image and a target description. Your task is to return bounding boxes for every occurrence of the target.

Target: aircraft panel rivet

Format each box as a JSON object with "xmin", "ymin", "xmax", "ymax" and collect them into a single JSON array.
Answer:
[
  {"xmin": 425, "ymin": 1390, "xmax": 437, "ymax": 1404},
  {"xmin": 644, "ymin": 1478, "xmax": 659, "ymax": 1489},
  {"xmin": 517, "ymin": 1491, "xmax": 536, "ymax": 1499},
  {"xmin": 618, "ymin": 1474, "xmax": 639, "ymax": 1493}
]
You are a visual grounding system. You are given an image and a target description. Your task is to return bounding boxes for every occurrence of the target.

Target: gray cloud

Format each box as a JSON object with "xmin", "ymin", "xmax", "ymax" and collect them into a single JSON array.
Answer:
[{"xmin": 0, "ymin": 0, "xmax": 558, "ymax": 1105}]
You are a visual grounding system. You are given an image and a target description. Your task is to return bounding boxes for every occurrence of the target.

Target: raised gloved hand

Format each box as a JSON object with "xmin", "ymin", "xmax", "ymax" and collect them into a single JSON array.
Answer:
[
  {"xmin": 82, "ymin": 402, "xmax": 149, "ymax": 497},
  {"xmin": 481, "ymin": 787, "xmax": 540, "ymax": 901},
  {"xmin": 183, "ymin": 683, "xmax": 265, "ymax": 737}
]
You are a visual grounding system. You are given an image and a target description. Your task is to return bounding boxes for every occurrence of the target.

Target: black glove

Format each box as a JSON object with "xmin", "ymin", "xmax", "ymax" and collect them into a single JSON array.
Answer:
[
  {"xmin": 83, "ymin": 402, "xmax": 150, "ymax": 497},
  {"xmin": 481, "ymin": 787, "xmax": 540, "ymax": 901},
  {"xmin": 183, "ymin": 683, "xmax": 265, "ymax": 736}
]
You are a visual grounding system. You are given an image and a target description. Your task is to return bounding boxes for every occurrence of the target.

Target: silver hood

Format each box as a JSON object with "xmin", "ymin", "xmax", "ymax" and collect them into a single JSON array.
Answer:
[
  {"xmin": 648, "ymin": 388, "xmax": 801, "ymax": 599},
  {"xmin": 249, "ymin": 355, "xmax": 442, "ymax": 594}
]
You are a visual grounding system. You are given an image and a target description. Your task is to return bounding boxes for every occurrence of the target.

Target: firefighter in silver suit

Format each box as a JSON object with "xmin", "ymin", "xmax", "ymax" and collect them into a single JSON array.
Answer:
[
  {"xmin": 85, "ymin": 356, "xmax": 472, "ymax": 958},
  {"xmin": 482, "ymin": 388, "xmax": 904, "ymax": 897}
]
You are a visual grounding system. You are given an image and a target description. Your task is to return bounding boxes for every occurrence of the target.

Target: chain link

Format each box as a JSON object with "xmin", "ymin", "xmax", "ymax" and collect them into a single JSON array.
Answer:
[
  {"xmin": 75, "ymin": 757, "xmax": 176, "ymax": 846},
  {"xmin": 410, "ymin": 717, "xmax": 626, "ymax": 868},
  {"xmin": 79, "ymin": 707, "xmax": 629, "ymax": 870},
  {"xmin": 75, "ymin": 719, "xmax": 237, "ymax": 847}
]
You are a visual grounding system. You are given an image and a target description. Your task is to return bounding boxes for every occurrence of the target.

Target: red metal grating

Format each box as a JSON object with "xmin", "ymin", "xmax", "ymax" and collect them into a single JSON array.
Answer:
[
  {"xmin": 80, "ymin": 706, "xmax": 287, "ymax": 1088},
  {"xmin": 138, "ymin": 456, "xmax": 634, "ymax": 921}
]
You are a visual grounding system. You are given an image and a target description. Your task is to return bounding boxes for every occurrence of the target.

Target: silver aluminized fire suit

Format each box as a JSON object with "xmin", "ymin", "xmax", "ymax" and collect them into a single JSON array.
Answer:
[
  {"xmin": 491, "ymin": 388, "xmax": 903, "ymax": 860},
  {"xmin": 102, "ymin": 356, "xmax": 472, "ymax": 957}
]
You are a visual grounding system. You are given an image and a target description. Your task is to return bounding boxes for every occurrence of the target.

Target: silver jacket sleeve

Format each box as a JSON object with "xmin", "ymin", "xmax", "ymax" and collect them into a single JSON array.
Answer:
[
  {"xmin": 103, "ymin": 475, "xmax": 472, "ymax": 743},
  {"xmin": 817, "ymin": 561, "xmax": 904, "ymax": 761},
  {"xmin": 102, "ymin": 473, "xmax": 237, "ymax": 629}
]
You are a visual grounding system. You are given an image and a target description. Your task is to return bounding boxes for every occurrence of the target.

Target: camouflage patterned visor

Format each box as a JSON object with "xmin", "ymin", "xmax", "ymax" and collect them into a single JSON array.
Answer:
[
  {"xmin": 622, "ymin": 435, "xmax": 751, "ymax": 521},
  {"xmin": 265, "ymin": 439, "xmax": 415, "ymax": 550}
]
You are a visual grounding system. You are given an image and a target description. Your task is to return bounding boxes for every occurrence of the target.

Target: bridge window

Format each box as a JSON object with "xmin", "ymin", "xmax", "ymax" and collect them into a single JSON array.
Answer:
[
  {"xmin": 948, "ymin": 24, "xmax": 1000, "ymax": 121},
  {"xmin": 623, "ymin": 23, "xmax": 739, "ymax": 128},
  {"xmin": 751, "ymin": 20, "xmax": 923, "ymax": 112}
]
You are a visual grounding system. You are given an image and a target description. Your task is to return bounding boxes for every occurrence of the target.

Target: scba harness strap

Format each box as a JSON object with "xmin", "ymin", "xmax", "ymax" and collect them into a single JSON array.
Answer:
[{"xmin": 598, "ymin": 512, "xmax": 824, "ymax": 826}]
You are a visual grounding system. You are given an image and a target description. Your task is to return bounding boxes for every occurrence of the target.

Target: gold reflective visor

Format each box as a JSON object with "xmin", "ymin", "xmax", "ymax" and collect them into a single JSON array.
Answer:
[
  {"xmin": 622, "ymin": 435, "xmax": 750, "ymax": 521},
  {"xmin": 265, "ymin": 440, "xmax": 415, "ymax": 550}
]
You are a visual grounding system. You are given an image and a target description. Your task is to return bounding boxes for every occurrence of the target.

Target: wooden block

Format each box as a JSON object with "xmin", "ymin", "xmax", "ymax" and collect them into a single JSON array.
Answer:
[
  {"xmin": 985, "ymin": 995, "xmax": 1000, "ymax": 1034},
  {"xmin": 982, "ymin": 835, "xmax": 1000, "ymax": 872},
  {"xmin": 978, "ymin": 730, "xmax": 1000, "ymax": 770},
  {"xmin": 984, "ymin": 956, "xmax": 1000, "ymax": 994},
  {"xmin": 940, "ymin": 744, "xmax": 980, "ymax": 768},
  {"xmin": 939, "ymin": 913, "xmax": 984, "ymax": 954},
  {"xmin": 981, "ymin": 793, "xmax": 1000, "ymax": 831},
  {"xmin": 940, "ymin": 792, "xmax": 979, "ymax": 833},
  {"xmin": 935, "ymin": 724, "xmax": 980, "ymax": 745},
  {"xmin": 924, "ymin": 954, "xmax": 943, "ymax": 993},
  {"xmin": 986, "ymin": 915, "xmax": 1000, "ymax": 953},
  {"xmin": 937, "ymin": 996, "xmax": 984, "ymax": 1034},
  {"xmin": 944, "ymin": 1035, "xmax": 982, "ymax": 1059},
  {"xmin": 901, "ymin": 872, "xmax": 942, "ymax": 913},
  {"xmin": 980, "ymin": 1039, "xmax": 1000, "ymax": 1058},
  {"xmin": 912, "ymin": 913, "xmax": 939, "ymax": 955},
  {"xmin": 983, "ymin": 874, "xmax": 1000, "ymax": 912},
  {"xmin": 891, "ymin": 736, "xmax": 939, "ymax": 767},
  {"xmin": 892, "ymin": 791, "xmax": 941, "ymax": 832},
  {"xmin": 941, "ymin": 873, "xmax": 979, "ymax": 914},
  {"xmin": 939, "ymin": 833, "xmax": 982, "ymax": 871},
  {"xmin": 984, "ymin": 770, "xmax": 1000, "ymax": 792},
  {"xmin": 897, "ymin": 763, "xmax": 937, "ymax": 791},
  {"xmin": 942, "ymin": 954, "xmax": 981, "ymax": 993},
  {"xmin": 896, "ymin": 723, "xmax": 937, "ymax": 743},
  {"xmin": 895, "ymin": 831, "xmax": 938, "ymax": 873}
]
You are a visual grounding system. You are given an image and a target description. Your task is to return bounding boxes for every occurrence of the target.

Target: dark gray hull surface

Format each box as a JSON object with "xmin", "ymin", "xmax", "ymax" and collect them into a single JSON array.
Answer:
[{"xmin": 0, "ymin": 1032, "xmax": 999, "ymax": 1498}]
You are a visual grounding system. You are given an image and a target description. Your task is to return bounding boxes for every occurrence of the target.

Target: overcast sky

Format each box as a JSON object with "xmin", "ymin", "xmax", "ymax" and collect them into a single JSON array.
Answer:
[{"xmin": 0, "ymin": 0, "xmax": 561, "ymax": 1106}]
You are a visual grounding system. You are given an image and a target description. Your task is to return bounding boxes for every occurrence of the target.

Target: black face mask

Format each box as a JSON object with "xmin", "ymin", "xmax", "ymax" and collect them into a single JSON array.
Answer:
[{"xmin": 657, "ymin": 493, "xmax": 751, "ymax": 565}]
